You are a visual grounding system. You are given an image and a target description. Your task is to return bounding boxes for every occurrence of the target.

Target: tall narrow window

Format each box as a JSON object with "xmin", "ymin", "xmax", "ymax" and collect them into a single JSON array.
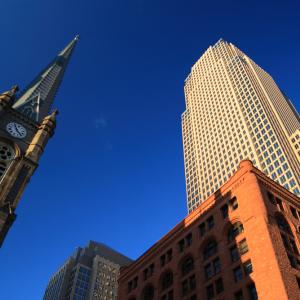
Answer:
[
  {"xmin": 290, "ymin": 206, "xmax": 299, "ymax": 220},
  {"xmin": 228, "ymin": 222, "xmax": 244, "ymax": 242},
  {"xmin": 199, "ymin": 222, "xmax": 206, "ymax": 236},
  {"xmin": 238, "ymin": 239, "xmax": 249, "ymax": 255},
  {"xmin": 243, "ymin": 260, "xmax": 253, "ymax": 275},
  {"xmin": 182, "ymin": 256, "xmax": 194, "ymax": 276},
  {"xmin": 230, "ymin": 245, "xmax": 239, "ymax": 262},
  {"xmin": 230, "ymin": 197, "xmax": 238, "ymax": 210},
  {"xmin": 233, "ymin": 266, "xmax": 243, "ymax": 282},
  {"xmin": 161, "ymin": 271, "xmax": 173, "ymax": 291},
  {"xmin": 276, "ymin": 214, "xmax": 300, "ymax": 269},
  {"xmin": 207, "ymin": 216, "xmax": 215, "ymax": 229},
  {"xmin": 215, "ymin": 278, "xmax": 224, "ymax": 294},
  {"xmin": 203, "ymin": 240, "xmax": 218, "ymax": 260},
  {"xmin": 206, "ymin": 284, "xmax": 214, "ymax": 300},
  {"xmin": 220, "ymin": 204, "xmax": 229, "ymax": 219}
]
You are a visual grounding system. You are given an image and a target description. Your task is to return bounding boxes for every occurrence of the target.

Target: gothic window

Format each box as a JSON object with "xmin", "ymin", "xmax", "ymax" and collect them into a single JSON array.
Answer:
[
  {"xmin": 0, "ymin": 142, "xmax": 15, "ymax": 180},
  {"xmin": 22, "ymin": 106, "xmax": 34, "ymax": 119}
]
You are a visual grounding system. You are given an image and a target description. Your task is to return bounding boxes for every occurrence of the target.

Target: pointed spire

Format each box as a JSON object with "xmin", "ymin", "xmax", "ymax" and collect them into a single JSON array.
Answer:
[{"xmin": 13, "ymin": 35, "xmax": 79, "ymax": 122}]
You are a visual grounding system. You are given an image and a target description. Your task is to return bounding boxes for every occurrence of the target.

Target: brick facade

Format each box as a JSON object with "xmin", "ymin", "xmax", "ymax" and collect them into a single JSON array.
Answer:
[{"xmin": 118, "ymin": 160, "xmax": 300, "ymax": 300}]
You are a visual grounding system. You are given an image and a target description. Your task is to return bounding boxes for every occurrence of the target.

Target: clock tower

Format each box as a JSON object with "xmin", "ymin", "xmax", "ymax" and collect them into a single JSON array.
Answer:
[{"xmin": 0, "ymin": 36, "xmax": 78, "ymax": 247}]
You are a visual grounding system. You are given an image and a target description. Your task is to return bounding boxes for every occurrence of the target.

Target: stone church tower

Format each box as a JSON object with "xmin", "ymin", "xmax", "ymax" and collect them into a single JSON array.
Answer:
[{"xmin": 0, "ymin": 36, "xmax": 78, "ymax": 246}]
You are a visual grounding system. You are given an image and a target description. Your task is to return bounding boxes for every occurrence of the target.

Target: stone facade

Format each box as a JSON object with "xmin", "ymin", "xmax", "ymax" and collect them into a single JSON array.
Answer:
[
  {"xmin": 118, "ymin": 160, "xmax": 300, "ymax": 300},
  {"xmin": 0, "ymin": 87, "xmax": 57, "ymax": 246}
]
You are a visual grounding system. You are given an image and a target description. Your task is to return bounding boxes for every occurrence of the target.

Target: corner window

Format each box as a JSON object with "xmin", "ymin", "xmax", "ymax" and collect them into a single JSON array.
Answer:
[
  {"xmin": 243, "ymin": 260, "xmax": 253, "ymax": 275},
  {"xmin": 228, "ymin": 222, "xmax": 244, "ymax": 242},
  {"xmin": 230, "ymin": 197, "xmax": 238, "ymax": 210}
]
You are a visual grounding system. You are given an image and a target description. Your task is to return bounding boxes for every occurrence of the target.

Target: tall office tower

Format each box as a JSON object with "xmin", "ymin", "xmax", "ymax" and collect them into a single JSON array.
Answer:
[
  {"xmin": 43, "ymin": 241, "xmax": 132, "ymax": 300},
  {"xmin": 0, "ymin": 36, "xmax": 78, "ymax": 246},
  {"xmin": 182, "ymin": 39, "xmax": 300, "ymax": 213}
]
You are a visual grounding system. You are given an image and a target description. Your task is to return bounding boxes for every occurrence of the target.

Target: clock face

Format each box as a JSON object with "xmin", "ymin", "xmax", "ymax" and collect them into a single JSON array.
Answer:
[{"xmin": 6, "ymin": 122, "xmax": 27, "ymax": 139}]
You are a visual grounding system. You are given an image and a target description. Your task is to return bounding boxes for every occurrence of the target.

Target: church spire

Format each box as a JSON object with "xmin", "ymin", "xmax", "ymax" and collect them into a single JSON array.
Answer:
[{"xmin": 13, "ymin": 35, "xmax": 79, "ymax": 122}]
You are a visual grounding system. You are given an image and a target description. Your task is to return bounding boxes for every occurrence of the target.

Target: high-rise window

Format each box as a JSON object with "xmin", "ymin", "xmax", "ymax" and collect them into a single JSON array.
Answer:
[{"xmin": 182, "ymin": 40, "xmax": 300, "ymax": 213}]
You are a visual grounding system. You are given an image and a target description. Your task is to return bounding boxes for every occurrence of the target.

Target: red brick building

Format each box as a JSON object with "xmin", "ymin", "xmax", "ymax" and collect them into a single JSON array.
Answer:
[{"xmin": 118, "ymin": 160, "xmax": 300, "ymax": 300}]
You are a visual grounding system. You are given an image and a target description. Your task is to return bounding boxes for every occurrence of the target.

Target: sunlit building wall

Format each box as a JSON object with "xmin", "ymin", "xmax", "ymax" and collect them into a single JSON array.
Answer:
[{"xmin": 182, "ymin": 39, "xmax": 300, "ymax": 213}]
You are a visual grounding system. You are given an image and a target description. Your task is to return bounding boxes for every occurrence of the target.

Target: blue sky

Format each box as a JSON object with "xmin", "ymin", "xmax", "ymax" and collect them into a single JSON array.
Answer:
[{"xmin": 0, "ymin": 0, "xmax": 299, "ymax": 299}]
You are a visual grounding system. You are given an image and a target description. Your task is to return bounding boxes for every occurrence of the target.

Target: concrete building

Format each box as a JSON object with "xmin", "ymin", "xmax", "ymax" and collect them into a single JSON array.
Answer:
[
  {"xmin": 43, "ymin": 241, "xmax": 132, "ymax": 300},
  {"xmin": 118, "ymin": 160, "xmax": 300, "ymax": 300},
  {"xmin": 182, "ymin": 39, "xmax": 300, "ymax": 213},
  {"xmin": 0, "ymin": 36, "xmax": 78, "ymax": 246}
]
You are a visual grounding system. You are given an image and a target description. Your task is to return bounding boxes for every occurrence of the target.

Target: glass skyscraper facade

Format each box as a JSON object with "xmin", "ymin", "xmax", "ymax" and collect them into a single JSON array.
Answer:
[
  {"xmin": 43, "ymin": 241, "xmax": 132, "ymax": 300},
  {"xmin": 182, "ymin": 39, "xmax": 300, "ymax": 213}
]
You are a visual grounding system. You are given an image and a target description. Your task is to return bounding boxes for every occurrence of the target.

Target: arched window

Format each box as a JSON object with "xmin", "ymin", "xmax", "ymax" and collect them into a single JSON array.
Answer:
[
  {"xmin": 22, "ymin": 106, "xmax": 34, "ymax": 118},
  {"xmin": 142, "ymin": 285, "xmax": 154, "ymax": 300},
  {"xmin": 181, "ymin": 256, "xmax": 194, "ymax": 276},
  {"xmin": 203, "ymin": 240, "xmax": 218, "ymax": 260},
  {"xmin": 0, "ymin": 142, "xmax": 15, "ymax": 180},
  {"xmin": 161, "ymin": 271, "xmax": 173, "ymax": 291},
  {"xmin": 228, "ymin": 222, "xmax": 244, "ymax": 242}
]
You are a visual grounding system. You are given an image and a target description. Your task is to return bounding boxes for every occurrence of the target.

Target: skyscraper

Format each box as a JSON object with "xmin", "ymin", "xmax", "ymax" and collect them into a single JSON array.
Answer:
[
  {"xmin": 182, "ymin": 39, "xmax": 300, "ymax": 213},
  {"xmin": 0, "ymin": 36, "xmax": 78, "ymax": 246},
  {"xmin": 43, "ymin": 241, "xmax": 132, "ymax": 300}
]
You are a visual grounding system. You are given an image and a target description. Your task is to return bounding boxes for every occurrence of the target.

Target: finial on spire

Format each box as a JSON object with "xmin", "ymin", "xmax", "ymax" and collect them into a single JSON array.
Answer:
[{"xmin": 0, "ymin": 85, "xmax": 19, "ymax": 107}]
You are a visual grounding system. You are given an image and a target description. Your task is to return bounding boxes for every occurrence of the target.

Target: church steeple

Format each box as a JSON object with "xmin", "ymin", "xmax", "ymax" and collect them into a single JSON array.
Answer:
[
  {"xmin": 13, "ymin": 35, "xmax": 79, "ymax": 122},
  {"xmin": 0, "ymin": 36, "xmax": 78, "ymax": 247}
]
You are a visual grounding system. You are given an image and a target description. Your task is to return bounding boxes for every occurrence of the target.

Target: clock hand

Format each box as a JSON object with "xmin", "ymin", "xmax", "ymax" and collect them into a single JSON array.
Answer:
[{"xmin": 14, "ymin": 123, "xmax": 21, "ymax": 135}]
